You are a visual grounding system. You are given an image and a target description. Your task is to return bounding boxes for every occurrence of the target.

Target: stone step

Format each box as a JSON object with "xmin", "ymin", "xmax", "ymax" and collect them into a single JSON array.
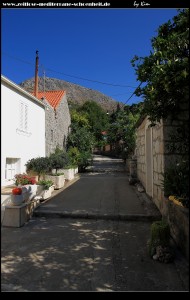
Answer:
[{"xmin": 33, "ymin": 210, "xmax": 161, "ymax": 222}]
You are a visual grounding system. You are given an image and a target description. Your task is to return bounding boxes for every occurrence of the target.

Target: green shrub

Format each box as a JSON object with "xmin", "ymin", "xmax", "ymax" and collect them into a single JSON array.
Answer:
[
  {"xmin": 49, "ymin": 149, "xmax": 70, "ymax": 173},
  {"xmin": 67, "ymin": 147, "xmax": 80, "ymax": 167},
  {"xmin": 148, "ymin": 220, "xmax": 170, "ymax": 257},
  {"xmin": 50, "ymin": 172, "xmax": 65, "ymax": 176},
  {"xmin": 25, "ymin": 157, "xmax": 51, "ymax": 180},
  {"xmin": 38, "ymin": 180, "xmax": 54, "ymax": 190},
  {"xmin": 78, "ymin": 151, "xmax": 93, "ymax": 172},
  {"xmin": 162, "ymin": 160, "xmax": 189, "ymax": 207}
]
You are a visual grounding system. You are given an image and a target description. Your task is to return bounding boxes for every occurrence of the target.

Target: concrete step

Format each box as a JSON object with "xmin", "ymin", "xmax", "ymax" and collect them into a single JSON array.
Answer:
[{"xmin": 33, "ymin": 209, "xmax": 161, "ymax": 222}]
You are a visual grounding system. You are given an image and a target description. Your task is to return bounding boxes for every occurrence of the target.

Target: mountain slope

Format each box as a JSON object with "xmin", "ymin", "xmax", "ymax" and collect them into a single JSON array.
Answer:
[{"xmin": 20, "ymin": 77, "xmax": 122, "ymax": 112}]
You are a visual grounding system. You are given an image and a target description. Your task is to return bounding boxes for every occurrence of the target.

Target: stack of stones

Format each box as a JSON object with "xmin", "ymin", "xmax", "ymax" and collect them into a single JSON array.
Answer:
[
  {"xmin": 148, "ymin": 220, "xmax": 175, "ymax": 264},
  {"xmin": 153, "ymin": 245, "xmax": 175, "ymax": 263}
]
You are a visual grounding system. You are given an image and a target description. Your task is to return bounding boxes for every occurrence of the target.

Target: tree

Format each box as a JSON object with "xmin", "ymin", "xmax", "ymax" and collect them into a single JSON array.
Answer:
[
  {"xmin": 70, "ymin": 109, "xmax": 90, "ymax": 128},
  {"xmin": 131, "ymin": 8, "xmax": 189, "ymax": 124},
  {"xmin": 67, "ymin": 124, "xmax": 95, "ymax": 153},
  {"xmin": 66, "ymin": 120, "xmax": 95, "ymax": 172},
  {"xmin": 49, "ymin": 147, "xmax": 70, "ymax": 173},
  {"xmin": 80, "ymin": 101, "xmax": 109, "ymax": 144},
  {"xmin": 107, "ymin": 103, "xmax": 142, "ymax": 158},
  {"xmin": 68, "ymin": 101, "xmax": 109, "ymax": 170},
  {"xmin": 131, "ymin": 9, "xmax": 189, "ymax": 204}
]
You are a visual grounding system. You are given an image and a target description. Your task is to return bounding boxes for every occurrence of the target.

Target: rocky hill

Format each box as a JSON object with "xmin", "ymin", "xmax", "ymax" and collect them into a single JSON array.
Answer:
[{"xmin": 20, "ymin": 77, "xmax": 122, "ymax": 112}]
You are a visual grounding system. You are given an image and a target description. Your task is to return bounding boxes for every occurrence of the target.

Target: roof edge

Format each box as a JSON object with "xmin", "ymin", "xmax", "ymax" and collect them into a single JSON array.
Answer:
[
  {"xmin": 1, "ymin": 75, "xmax": 45, "ymax": 108},
  {"xmin": 135, "ymin": 114, "xmax": 147, "ymax": 128}
]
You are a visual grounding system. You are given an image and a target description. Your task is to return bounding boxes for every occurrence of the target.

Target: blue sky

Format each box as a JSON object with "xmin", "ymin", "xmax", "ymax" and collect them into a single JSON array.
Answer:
[{"xmin": 2, "ymin": 8, "xmax": 179, "ymax": 105}]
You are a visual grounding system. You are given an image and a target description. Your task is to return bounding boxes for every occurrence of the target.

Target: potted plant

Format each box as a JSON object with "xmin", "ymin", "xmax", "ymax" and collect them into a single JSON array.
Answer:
[
  {"xmin": 37, "ymin": 179, "xmax": 54, "ymax": 200},
  {"xmin": 61, "ymin": 165, "xmax": 75, "ymax": 180},
  {"xmin": 44, "ymin": 148, "xmax": 69, "ymax": 188},
  {"xmin": 49, "ymin": 147, "xmax": 70, "ymax": 174},
  {"xmin": 11, "ymin": 187, "xmax": 24, "ymax": 206},
  {"xmin": 147, "ymin": 220, "xmax": 174, "ymax": 263},
  {"xmin": 77, "ymin": 151, "xmax": 92, "ymax": 173},
  {"xmin": 25, "ymin": 157, "xmax": 51, "ymax": 181},
  {"xmin": 14, "ymin": 173, "xmax": 37, "ymax": 186},
  {"xmin": 45, "ymin": 172, "xmax": 65, "ymax": 190},
  {"xmin": 67, "ymin": 147, "xmax": 79, "ymax": 174},
  {"xmin": 14, "ymin": 173, "xmax": 38, "ymax": 201}
]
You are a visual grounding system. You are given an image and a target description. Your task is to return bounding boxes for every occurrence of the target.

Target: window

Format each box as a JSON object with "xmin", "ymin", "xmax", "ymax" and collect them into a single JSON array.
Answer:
[
  {"xmin": 16, "ymin": 101, "xmax": 31, "ymax": 136},
  {"xmin": 51, "ymin": 130, "xmax": 53, "ymax": 142},
  {"xmin": 19, "ymin": 102, "xmax": 28, "ymax": 131},
  {"xmin": 63, "ymin": 135, "xmax": 66, "ymax": 148},
  {"xmin": 5, "ymin": 158, "xmax": 20, "ymax": 181}
]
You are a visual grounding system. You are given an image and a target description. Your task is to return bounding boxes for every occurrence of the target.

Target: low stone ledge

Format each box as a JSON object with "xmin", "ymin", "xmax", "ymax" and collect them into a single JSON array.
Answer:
[
  {"xmin": 166, "ymin": 199, "xmax": 189, "ymax": 260},
  {"xmin": 2, "ymin": 198, "xmax": 41, "ymax": 228}
]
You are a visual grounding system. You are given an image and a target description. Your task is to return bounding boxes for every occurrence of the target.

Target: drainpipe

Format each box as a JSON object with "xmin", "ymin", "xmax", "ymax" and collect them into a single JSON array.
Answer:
[{"xmin": 34, "ymin": 50, "xmax": 39, "ymax": 98}]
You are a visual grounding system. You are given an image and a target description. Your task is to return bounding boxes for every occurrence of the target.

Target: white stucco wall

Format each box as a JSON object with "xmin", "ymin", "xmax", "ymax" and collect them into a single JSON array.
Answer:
[{"xmin": 1, "ymin": 76, "xmax": 45, "ymax": 187}]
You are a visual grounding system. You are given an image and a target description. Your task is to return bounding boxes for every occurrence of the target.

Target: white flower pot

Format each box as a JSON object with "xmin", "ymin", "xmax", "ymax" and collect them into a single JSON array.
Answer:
[
  {"xmin": 11, "ymin": 194, "xmax": 24, "ymax": 206},
  {"xmin": 40, "ymin": 188, "xmax": 52, "ymax": 200},
  {"xmin": 36, "ymin": 185, "xmax": 54, "ymax": 200},
  {"xmin": 74, "ymin": 167, "xmax": 78, "ymax": 174},
  {"xmin": 45, "ymin": 175, "xmax": 65, "ymax": 189},
  {"xmin": 22, "ymin": 184, "xmax": 38, "ymax": 201},
  {"xmin": 62, "ymin": 168, "xmax": 75, "ymax": 180}
]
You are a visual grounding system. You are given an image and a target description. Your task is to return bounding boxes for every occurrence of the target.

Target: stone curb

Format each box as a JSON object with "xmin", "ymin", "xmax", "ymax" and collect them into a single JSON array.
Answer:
[{"xmin": 33, "ymin": 210, "xmax": 161, "ymax": 222}]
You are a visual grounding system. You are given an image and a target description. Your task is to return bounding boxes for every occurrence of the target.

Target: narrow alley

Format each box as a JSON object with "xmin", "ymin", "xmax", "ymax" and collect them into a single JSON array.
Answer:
[{"xmin": 1, "ymin": 156, "xmax": 189, "ymax": 292}]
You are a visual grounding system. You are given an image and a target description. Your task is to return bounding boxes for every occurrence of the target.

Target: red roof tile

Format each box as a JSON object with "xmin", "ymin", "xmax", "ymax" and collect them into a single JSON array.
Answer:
[{"xmin": 32, "ymin": 90, "xmax": 65, "ymax": 109}]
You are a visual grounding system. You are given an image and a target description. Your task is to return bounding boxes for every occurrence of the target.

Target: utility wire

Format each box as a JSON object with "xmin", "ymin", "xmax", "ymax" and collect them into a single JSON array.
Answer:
[
  {"xmin": 45, "ymin": 67, "xmax": 136, "ymax": 88},
  {"xmin": 112, "ymin": 91, "xmax": 138, "ymax": 97},
  {"xmin": 2, "ymin": 52, "xmax": 34, "ymax": 66},
  {"xmin": 123, "ymin": 82, "xmax": 142, "ymax": 105},
  {"xmin": 123, "ymin": 69, "xmax": 182, "ymax": 105},
  {"xmin": 127, "ymin": 67, "xmax": 186, "ymax": 103},
  {"xmin": 2, "ymin": 52, "xmax": 137, "ymax": 89}
]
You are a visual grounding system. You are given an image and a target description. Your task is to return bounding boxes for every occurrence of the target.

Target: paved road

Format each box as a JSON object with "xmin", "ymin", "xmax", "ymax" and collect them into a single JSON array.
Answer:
[
  {"xmin": 33, "ymin": 155, "xmax": 160, "ymax": 220},
  {"xmin": 1, "ymin": 155, "xmax": 189, "ymax": 292}
]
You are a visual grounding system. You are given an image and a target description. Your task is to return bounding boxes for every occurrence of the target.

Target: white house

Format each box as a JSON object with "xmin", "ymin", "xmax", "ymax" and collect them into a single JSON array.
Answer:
[{"xmin": 1, "ymin": 75, "xmax": 46, "ymax": 187}]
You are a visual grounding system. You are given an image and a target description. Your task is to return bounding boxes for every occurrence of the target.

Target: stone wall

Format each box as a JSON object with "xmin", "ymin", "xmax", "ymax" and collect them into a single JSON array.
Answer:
[
  {"xmin": 136, "ymin": 100, "xmax": 189, "ymax": 259},
  {"xmin": 151, "ymin": 120, "xmax": 165, "ymax": 212},
  {"xmin": 136, "ymin": 115, "xmax": 188, "ymax": 213},
  {"xmin": 136, "ymin": 102, "xmax": 189, "ymax": 259},
  {"xmin": 44, "ymin": 100, "xmax": 55, "ymax": 156},
  {"xmin": 165, "ymin": 200, "xmax": 189, "ymax": 260},
  {"xmin": 136, "ymin": 117, "xmax": 147, "ymax": 189},
  {"xmin": 55, "ymin": 93, "xmax": 71, "ymax": 151},
  {"xmin": 43, "ymin": 93, "xmax": 71, "ymax": 156}
]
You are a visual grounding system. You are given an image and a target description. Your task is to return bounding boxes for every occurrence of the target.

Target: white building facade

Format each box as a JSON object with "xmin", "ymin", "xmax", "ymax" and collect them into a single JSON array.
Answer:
[{"xmin": 1, "ymin": 75, "xmax": 46, "ymax": 187}]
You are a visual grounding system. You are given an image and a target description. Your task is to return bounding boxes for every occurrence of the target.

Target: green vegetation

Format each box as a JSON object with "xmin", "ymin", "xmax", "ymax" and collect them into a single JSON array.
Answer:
[
  {"xmin": 67, "ymin": 101, "xmax": 110, "ymax": 171},
  {"xmin": 37, "ymin": 179, "xmax": 54, "ymax": 190},
  {"xmin": 67, "ymin": 147, "xmax": 80, "ymax": 167},
  {"xmin": 49, "ymin": 147, "xmax": 70, "ymax": 173},
  {"xmin": 80, "ymin": 101, "xmax": 109, "ymax": 144},
  {"xmin": 162, "ymin": 160, "xmax": 189, "ymax": 208},
  {"xmin": 25, "ymin": 157, "xmax": 51, "ymax": 180},
  {"xmin": 107, "ymin": 103, "xmax": 142, "ymax": 159},
  {"xmin": 67, "ymin": 99, "xmax": 143, "ymax": 163},
  {"xmin": 131, "ymin": 9, "xmax": 189, "ymax": 205},
  {"xmin": 131, "ymin": 8, "xmax": 189, "ymax": 125},
  {"xmin": 66, "ymin": 124, "xmax": 94, "ymax": 172},
  {"xmin": 148, "ymin": 220, "xmax": 170, "ymax": 257},
  {"xmin": 25, "ymin": 147, "xmax": 70, "ymax": 177}
]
